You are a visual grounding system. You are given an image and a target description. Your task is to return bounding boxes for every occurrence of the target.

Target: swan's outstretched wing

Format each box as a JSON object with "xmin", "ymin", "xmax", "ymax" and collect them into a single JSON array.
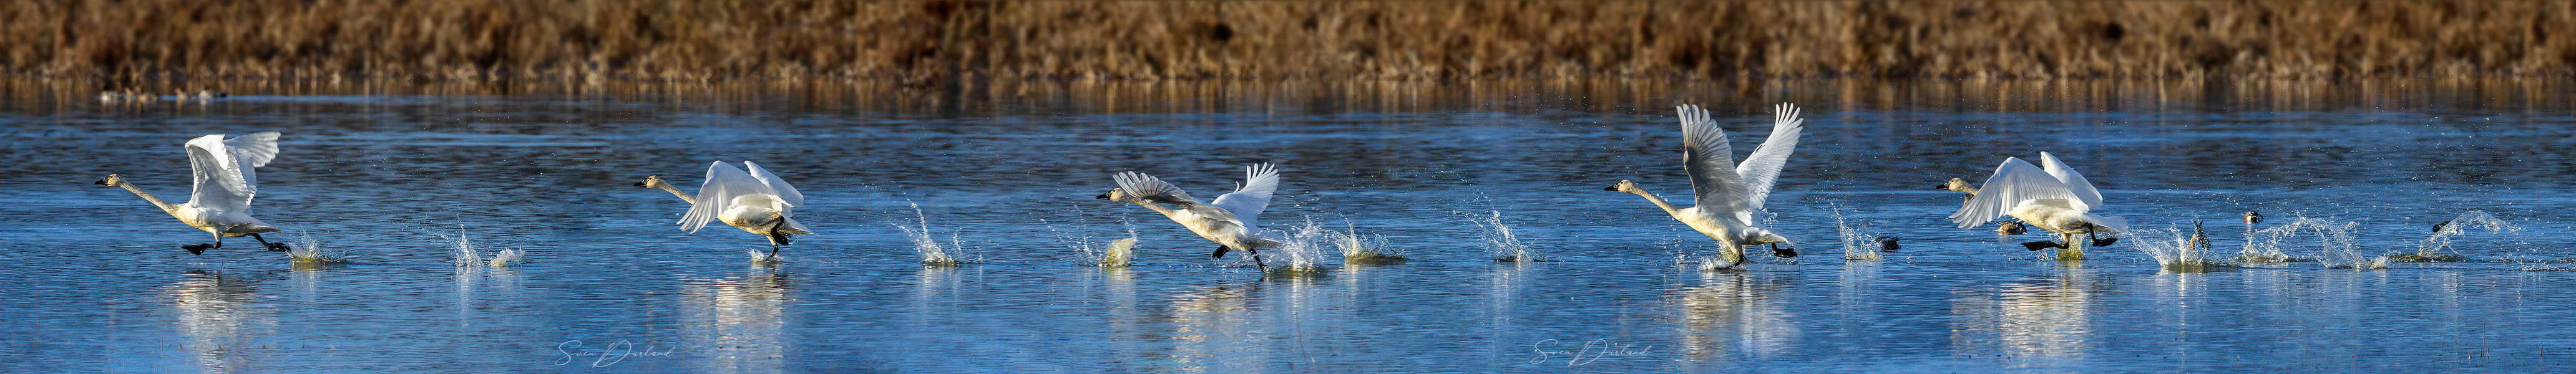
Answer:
[
  {"xmin": 1113, "ymin": 171, "xmax": 1202, "ymax": 206},
  {"xmin": 224, "ymin": 132, "xmax": 281, "ymax": 168},
  {"xmin": 183, "ymin": 135, "xmax": 256, "ymax": 211},
  {"xmin": 1676, "ymin": 104, "xmax": 1748, "ymax": 213},
  {"xmin": 1733, "ymin": 103, "xmax": 1806, "ymax": 211},
  {"xmin": 1209, "ymin": 163, "xmax": 1279, "ymax": 230},
  {"xmin": 1950, "ymin": 157, "xmax": 2084, "ymax": 228},
  {"xmin": 742, "ymin": 161, "xmax": 803, "ymax": 208},
  {"xmin": 678, "ymin": 161, "xmax": 782, "ymax": 233},
  {"xmin": 2036, "ymin": 152, "xmax": 2103, "ymax": 208}
]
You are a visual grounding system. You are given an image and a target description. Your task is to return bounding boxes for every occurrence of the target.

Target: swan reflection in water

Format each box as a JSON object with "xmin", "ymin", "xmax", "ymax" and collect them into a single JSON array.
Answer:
[
  {"xmin": 1952, "ymin": 264, "xmax": 2096, "ymax": 362},
  {"xmin": 170, "ymin": 270, "xmax": 277, "ymax": 373},
  {"xmin": 1671, "ymin": 271, "xmax": 1800, "ymax": 365},
  {"xmin": 679, "ymin": 266, "xmax": 790, "ymax": 373},
  {"xmin": 1151, "ymin": 282, "xmax": 1259, "ymax": 373}
]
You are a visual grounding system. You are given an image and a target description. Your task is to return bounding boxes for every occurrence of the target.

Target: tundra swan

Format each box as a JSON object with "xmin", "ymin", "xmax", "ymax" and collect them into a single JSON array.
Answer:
[
  {"xmin": 95, "ymin": 132, "xmax": 290, "ymax": 254},
  {"xmin": 1604, "ymin": 103, "xmax": 1808, "ymax": 269},
  {"xmin": 637, "ymin": 161, "xmax": 814, "ymax": 259},
  {"xmin": 1947, "ymin": 152, "xmax": 2129, "ymax": 259},
  {"xmin": 1096, "ymin": 163, "xmax": 1282, "ymax": 270}
]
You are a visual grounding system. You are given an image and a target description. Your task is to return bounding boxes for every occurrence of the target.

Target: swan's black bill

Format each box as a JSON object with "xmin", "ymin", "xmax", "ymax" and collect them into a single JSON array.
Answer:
[
  {"xmin": 2022, "ymin": 241, "xmax": 2067, "ymax": 251},
  {"xmin": 1601, "ymin": 186, "xmax": 1619, "ymax": 191},
  {"xmin": 1095, "ymin": 193, "xmax": 1113, "ymax": 200},
  {"xmin": 93, "ymin": 180, "xmax": 108, "ymax": 185},
  {"xmin": 632, "ymin": 181, "xmax": 648, "ymax": 187},
  {"xmin": 1933, "ymin": 185, "xmax": 1948, "ymax": 190}
]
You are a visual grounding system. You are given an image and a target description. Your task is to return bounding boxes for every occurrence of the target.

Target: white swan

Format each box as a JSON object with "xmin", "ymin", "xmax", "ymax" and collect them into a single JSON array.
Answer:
[
  {"xmin": 636, "ymin": 161, "xmax": 814, "ymax": 258},
  {"xmin": 1096, "ymin": 163, "xmax": 1281, "ymax": 270},
  {"xmin": 95, "ymin": 132, "xmax": 290, "ymax": 254},
  {"xmin": 1947, "ymin": 152, "xmax": 2130, "ymax": 255},
  {"xmin": 1606, "ymin": 103, "xmax": 1807, "ymax": 268}
]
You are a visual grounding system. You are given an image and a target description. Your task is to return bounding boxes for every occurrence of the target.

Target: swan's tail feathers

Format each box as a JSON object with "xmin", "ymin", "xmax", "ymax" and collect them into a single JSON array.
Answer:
[{"xmin": 1211, "ymin": 245, "xmax": 1231, "ymax": 258}]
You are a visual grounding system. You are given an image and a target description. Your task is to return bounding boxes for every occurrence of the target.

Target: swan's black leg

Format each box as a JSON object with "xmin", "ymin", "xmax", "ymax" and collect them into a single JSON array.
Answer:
[
  {"xmin": 253, "ymin": 233, "xmax": 289, "ymax": 251},
  {"xmin": 764, "ymin": 219, "xmax": 789, "ymax": 259},
  {"xmin": 1246, "ymin": 247, "xmax": 1269, "ymax": 271}
]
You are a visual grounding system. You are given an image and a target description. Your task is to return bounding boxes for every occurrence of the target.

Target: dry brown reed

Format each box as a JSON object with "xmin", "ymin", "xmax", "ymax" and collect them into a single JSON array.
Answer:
[{"xmin": 4, "ymin": 1, "xmax": 2570, "ymax": 82}]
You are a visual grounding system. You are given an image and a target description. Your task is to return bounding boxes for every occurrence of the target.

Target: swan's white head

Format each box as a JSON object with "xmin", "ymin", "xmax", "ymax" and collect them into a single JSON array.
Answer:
[
  {"xmin": 632, "ymin": 175, "xmax": 670, "ymax": 189},
  {"xmin": 94, "ymin": 173, "xmax": 126, "ymax": 187},
  {"xmin": 1095, "ymin": 187, "xmax": 1138, "ymax": 203},
  {"xmin": 1937, "ymin": 178, "xmax": 1973, "ymax": 192},
  {"xmin": 1602, "ymin": 180, "xmax": 1643, "ymax": 193}
]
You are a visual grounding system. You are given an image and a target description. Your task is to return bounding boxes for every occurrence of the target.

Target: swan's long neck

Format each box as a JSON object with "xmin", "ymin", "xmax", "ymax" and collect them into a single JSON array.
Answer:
[
  {"xmin": 1624, "ymin": 188, "xmax": 1686, "ymax": 218},
  {"xmin": 1125, "ymin": 200, "xmax": 1180, "ymax": 216},
  {"xmin": 114, "ymin": 182, "xmax": 180, "ymax": 215},
  {"xmin": 653, "ymin": 184, "xmax": 696, "ymax": 203}
]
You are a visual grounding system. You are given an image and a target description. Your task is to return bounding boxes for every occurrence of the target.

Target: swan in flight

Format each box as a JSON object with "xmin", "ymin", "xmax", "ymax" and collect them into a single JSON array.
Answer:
[
  {"xmin": 95, "ymin": 132, "xmax": 290, "ymax": 254},
  {"xmin": 1605, "ymin": 103, "xmax": 1807, "ymax": 269},
  {"xmin": 1096, "ymin": 163, "xmax": 1281, "ymax": 270},
  {"xmin": 1937, "ymin": 179, "xmax": 2037, "ymax": 236},
  {"xmin": 1947, "ymin": 152, "xmax": 2129, "ymax": 256},
  {"xmin": 635, "ymin": 161, "xmax": 814, "ymax": 258}
]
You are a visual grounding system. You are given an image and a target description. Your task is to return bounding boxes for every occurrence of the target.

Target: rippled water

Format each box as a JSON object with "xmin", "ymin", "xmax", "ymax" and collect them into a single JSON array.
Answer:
[{"xmin": 3, "ymin": 80, "xmax": 2574, "ymax": 372}]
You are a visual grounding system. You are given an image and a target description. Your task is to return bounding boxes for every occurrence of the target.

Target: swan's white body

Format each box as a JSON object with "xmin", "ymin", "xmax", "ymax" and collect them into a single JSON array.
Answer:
[
  {"xmin": 100, "ymin": 132, "xmax": 286, "ymax": 251},
  {"xmin": 1612, "ymin": 103, "xmax": 1807, "ymax": 267},
  {"xmin": 1949, "ymin": 152, "xmax": 2129, "ymax": 236},
  {"xmin": 1101, "ymin": 164, "xmax": 1282, "ymax": 267},
  {"xmin": 653, "ymin": 161, "xmax": 813, "ymax": 251}
]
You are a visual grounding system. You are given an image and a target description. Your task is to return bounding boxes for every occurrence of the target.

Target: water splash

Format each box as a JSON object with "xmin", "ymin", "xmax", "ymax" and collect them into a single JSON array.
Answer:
[
  {"xmin": 283, "ymin": 229, "xmax": 344, "ymax": 264},
  {"xmin": 1071, "ymin": 228, "xmax": 1141, "ymax": 267},
  {"xmin": 2130, "ymin": 224, "xmax": 2232, "ymax": 272},
  {"xmin": 896, "ymin": 203, "xmax": 975, "ymax": 266},
  {"xmin": 432, "ymin": 224, "xmax": 522, "ymax": 267},
  {"xmin": 1830, "ymin": 203, "xmax": 1882, "ymax": 261},
  {"xmin": 2242, "ymin": 215, "xmax": 2384, "ymax": 269},
  {"xmin": 1330, "ymin": 223, "xmax": 1407, "ymax": 265},
  {"xmin": 1464, "ymin": 211, "xmax": 1537, "ymax": 262},
  {"xmin": 434, "ymin": 224, "xmax": 481, "ymax": 267},
  {"xmin": 486, "ymin": 246, "xmax": 524, "ymax": 267},
  {"xmin": 2401, "ymin": 210, "xmax": 2520, "ymax": 262},
  {"xmin": 1264, "ymin": 221, "xmax": 1336, "ymax": 276}
]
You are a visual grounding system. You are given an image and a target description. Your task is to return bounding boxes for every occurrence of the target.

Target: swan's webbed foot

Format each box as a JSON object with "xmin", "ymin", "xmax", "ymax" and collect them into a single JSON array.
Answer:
[
  {"xmin": 1876, "ymin": 236, "xmax": 1902, "ymax": 252},
  {"xmin": 2091, "ymin": 237, "xmax": 2120, "ymax": 247},
  {"xmin": 1769, "ymin": 243, "xmax": 1798, "ymax": 258},
  {"xmin": 2022, "ymin": 241, "xmax": 2067, "ymax": 251},
  {"xmin": 181, "ymin": 244, "xmax": 212, "ymax": 255},
  {"xmin": 1209, "ymin": 245, "xmax": 1231, "ymax": 258},
  {"xmin": 252, "ymin": 233, "xmax": 290, "ymax": 252}
]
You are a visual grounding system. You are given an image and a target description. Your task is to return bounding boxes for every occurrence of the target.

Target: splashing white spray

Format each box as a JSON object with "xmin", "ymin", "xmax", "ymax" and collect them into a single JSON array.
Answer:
[
  {"xmin": 896, "ymin": 203, "xmax": 973, "ymax": 266},
  {"xmin": 284, "ymin": 229, "xmax": 342, "ymax": 263},
  {"xmin": 2132, "ymin": 224, "xmax": 2232, "ymax": 272},
  {"xmin": 1830, "ymin": 203, "xmax": 1881, "ymax": 261},
  {"xmin": 2407, "ymin": 210, "xmax": 2520, "ymax": 261},
  {"xmin": 1465, "ymin": 211, "xmax": 1536, "ymax": 262}
]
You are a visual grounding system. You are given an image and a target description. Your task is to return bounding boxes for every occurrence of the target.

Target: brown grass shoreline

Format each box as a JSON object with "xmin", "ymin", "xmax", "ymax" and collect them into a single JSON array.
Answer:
[{"xmin": 4, "ymin": 1, "xmax": 2570, "ymax": 84}]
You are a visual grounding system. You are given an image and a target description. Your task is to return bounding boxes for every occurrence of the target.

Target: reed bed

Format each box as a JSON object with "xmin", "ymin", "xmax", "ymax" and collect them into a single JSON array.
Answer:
[{"xmin": 5, "ymin": 1, "xmax": 2570, "ymax": 82}]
